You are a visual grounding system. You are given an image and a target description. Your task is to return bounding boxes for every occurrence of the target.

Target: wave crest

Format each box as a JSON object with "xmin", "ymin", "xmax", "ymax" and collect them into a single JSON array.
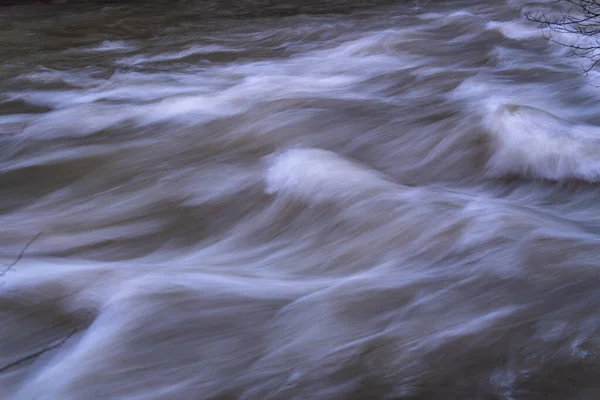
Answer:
[{"xmin": 484, "ymin": 104, "xmax": 600, "ymax": 181}]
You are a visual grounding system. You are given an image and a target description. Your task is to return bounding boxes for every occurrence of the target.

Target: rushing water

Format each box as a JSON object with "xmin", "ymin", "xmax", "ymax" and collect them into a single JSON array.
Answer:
[{"xmin": 2, "ymin": 0, "xmax": 600, "ymax": 398}]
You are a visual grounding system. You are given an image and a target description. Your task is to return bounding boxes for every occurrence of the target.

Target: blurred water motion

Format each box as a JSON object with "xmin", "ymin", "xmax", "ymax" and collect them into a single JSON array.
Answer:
[{"xmin": 2, "ymin": 0, "xmax": 600, "ymax": 398}]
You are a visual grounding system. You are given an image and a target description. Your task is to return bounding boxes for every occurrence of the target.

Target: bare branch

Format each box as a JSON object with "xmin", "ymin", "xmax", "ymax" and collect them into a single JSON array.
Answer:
[
  {"xmin": 0, "ymin": 232, "xmax": 44, "ymax": 280},
  {"xmin": 526, "ymin": 0, "xmax": 600, "ymax": 72},
  {"xmin": 0, "ymin": 328, "xmax": 78, "ymax": 374}
]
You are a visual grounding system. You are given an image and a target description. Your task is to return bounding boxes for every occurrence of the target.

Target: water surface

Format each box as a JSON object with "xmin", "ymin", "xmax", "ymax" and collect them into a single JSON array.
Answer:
[{"xmin": 2, "ymin": 1, "xmax": 600, "ymax": 399}]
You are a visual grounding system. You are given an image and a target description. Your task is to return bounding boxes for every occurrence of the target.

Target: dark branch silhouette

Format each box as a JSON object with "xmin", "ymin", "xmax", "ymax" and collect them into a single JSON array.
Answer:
[
  {"xmin": 0, "ymin": 231, "xmax": 76, "ymax": 374},
  {"xmin": 0, "ymin": 328, "xmax": 78, "ymax": 374},
  {"xmin": 0, "ymin": 232, "xmax": 44, "ymax": 278},
  {"xmin": 0, "ymin": 232, "xmax": 44, "ymax": 288},
  {"xmin": 526, "ymin": 0, "xmax": 600, "ymax": 72}
]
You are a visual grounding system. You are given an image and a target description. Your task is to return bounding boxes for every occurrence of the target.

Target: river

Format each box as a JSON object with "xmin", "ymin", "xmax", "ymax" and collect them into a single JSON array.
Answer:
[{"xmin": 2, "ymin": 0, "xmax": 600, "ymax": 399}]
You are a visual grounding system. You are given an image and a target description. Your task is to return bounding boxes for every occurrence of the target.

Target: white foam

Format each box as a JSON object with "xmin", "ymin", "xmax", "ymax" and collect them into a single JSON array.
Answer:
[
  {"xmin": 117, "ymin": 44, "xmax": 237, "ymax": 65},
  {"xmin": 484, "ymin": 104, "xmax": 600, "ymax": 181},
  {"xmin": 63, "ymin": 40, "xmax": 137, "ymax": 55},
  {"xmin": 264, "ymin": 148, "xmax": 396, "ymax": 204},
  {"xmin": 418, "ymin": 10, "xmax": 475, "ymax": 22},
  {"xmin": 486, "ymin": 21, "xmax": 543, "ymax": 41}
]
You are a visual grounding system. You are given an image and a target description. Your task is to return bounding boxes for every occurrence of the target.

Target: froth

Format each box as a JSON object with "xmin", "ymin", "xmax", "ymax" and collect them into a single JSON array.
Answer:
[
  {"xmin": 484, "ymin": 104, "xmax": 600, "ymax": 181},
  {"xmin": 264, "ymin": 148, "xmax": 396, "ymax": 204},
  {"xmin": 485, "ymin": 21, "xmax": 542, "ymax": 41}
]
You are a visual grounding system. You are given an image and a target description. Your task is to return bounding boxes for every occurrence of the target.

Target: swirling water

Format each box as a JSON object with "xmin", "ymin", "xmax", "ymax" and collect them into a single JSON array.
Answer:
[{"xmin": 2, "ymin": 0, "xmax": 600, "ymax": 399}]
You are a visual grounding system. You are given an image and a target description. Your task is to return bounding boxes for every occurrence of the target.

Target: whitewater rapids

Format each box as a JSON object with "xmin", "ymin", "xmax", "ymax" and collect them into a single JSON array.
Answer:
[{"xmin": 2, "ymin": 0, "xmax": 600, "ymax": 399}]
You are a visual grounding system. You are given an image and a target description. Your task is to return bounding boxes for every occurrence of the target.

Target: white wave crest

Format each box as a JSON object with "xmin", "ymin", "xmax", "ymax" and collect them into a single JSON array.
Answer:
[
  {"xmin": 264, "ymin": 148, "xmax": 397, "ymax": 204},
  {"xmin": 485, "ymin": 21, "xmax": 543, "ymax": 41},
  {"xmin": 484, "ymin": 104, "xmax": 600, "ymax": 181}
]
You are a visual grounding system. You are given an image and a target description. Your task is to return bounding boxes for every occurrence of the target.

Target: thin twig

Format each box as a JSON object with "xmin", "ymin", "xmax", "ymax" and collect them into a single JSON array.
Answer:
[
  {"xmin": 0, "ymin": 328, "xmax": 78, "ymax": 374},
  {"xmin": 0, "ymin": 231, "xmax": 44, "ymax": 279},
  {"xmin": 526, "ymin": 1, "xmax": 600, "ymax": 74}
]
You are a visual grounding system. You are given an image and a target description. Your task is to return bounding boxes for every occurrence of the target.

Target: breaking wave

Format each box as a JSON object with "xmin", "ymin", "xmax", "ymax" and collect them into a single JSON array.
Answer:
[{"xmin": 485, "ymin": 104, "xmax": 600, "ymax": 181}]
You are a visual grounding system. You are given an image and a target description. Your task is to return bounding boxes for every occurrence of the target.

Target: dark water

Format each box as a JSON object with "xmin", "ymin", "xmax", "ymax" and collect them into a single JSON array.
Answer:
[{"xmin": 2, "ymin": 0, "xmax": 600, "ymax": 399}]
